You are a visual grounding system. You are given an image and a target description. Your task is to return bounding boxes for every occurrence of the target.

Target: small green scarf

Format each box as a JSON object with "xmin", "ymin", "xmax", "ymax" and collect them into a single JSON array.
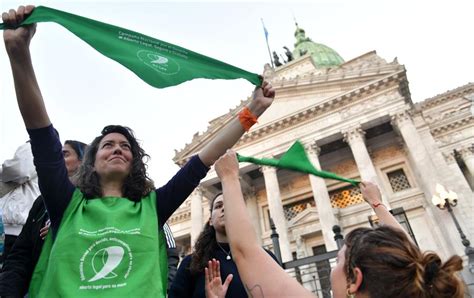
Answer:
[
  {"xmin": 0, "ymin": 6, "xmax": 261, "ymax": 89},
  {"xmin": 237, "ymin": 141, "xmax": 360, "ymax": 186}
]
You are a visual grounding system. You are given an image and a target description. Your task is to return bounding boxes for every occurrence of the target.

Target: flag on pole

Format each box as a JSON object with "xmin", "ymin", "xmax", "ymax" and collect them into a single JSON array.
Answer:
[
  {"xmin": 0, "ymin": 6, "xmax": 261, "ymax": 89},
  {"xmin": 260, "ymin": 18, "xmax": 274, "ymax": 68},
  {"xmin": 261, "ymin": 18, "xmax": 269, "ymax": 42},
  {"xmin": 237, "ymin": 141, "xmax": 360, "ymax": 186}
]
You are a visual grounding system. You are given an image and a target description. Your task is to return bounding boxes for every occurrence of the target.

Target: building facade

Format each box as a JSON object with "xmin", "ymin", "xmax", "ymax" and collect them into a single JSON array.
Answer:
[{"xmin": 169, "ymin": 25, "xmax": 474, "ymax": 291}]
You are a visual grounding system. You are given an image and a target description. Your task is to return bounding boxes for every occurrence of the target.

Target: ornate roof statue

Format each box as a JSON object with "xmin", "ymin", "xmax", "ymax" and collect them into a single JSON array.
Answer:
[
  {"xmin": 273, "ymin": 51, "xmax": 282, "ymax": 67},
  {"xmin": 283, "ymin": 46, "xmax": 294, "ymax": 62}
]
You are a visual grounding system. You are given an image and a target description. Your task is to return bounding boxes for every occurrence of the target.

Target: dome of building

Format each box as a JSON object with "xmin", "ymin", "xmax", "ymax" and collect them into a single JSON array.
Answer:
[{"xmin": 292, "ymin": 25, "xmax": 344, "ymax": 68}]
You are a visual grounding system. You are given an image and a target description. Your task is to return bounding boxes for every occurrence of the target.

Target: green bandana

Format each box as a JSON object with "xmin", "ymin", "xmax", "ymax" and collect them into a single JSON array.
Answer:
[
  {"xmin": 237, "ymin": 141, "xmax": 360, "ymax": 186},
  {"xmin": 29, "ymin": 189, "xmax": 168, "ymax": 297},
  {"xmin": 0, "ymin": 6, "xmax": 261, "ymax": 88}
]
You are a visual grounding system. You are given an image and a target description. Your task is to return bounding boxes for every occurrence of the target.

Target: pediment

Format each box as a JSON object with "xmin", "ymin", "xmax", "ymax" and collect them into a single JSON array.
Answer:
[
  {"xmin": 173, "ymin": 51, "xmax": 407, "ymax": 165},
  {"xmin": 288, "ymin": 206, "xmax": 319, "ymax": 226}
]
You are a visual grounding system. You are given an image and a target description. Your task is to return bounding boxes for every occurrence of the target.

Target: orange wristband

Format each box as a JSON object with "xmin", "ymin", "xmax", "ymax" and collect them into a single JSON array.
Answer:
[{"xmin": 239, "ymin": 107, "xmax": 258, "ymax": 132}]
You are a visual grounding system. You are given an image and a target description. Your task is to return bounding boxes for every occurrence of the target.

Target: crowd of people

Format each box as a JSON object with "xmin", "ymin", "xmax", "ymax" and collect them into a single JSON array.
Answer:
[{"xmin": 0, "ymin": 5, "xmax": 467, "ymax": 298}]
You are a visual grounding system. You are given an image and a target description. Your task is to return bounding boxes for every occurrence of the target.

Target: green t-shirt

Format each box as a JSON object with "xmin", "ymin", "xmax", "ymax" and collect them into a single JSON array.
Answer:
[{"xmin": 30, "ymin": 189, "xmax": 168, "ymax": 297}]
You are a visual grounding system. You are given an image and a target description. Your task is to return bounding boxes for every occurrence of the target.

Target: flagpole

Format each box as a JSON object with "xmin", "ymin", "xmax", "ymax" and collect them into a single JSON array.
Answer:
[{"xmin": 261, "ymin": 18, "xmax": 274, "ymax": 68}]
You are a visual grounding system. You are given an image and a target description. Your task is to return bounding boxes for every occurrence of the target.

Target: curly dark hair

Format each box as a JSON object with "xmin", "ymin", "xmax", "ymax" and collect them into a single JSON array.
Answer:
[
  {"xmin": 76, "ymin": 125, "xmax": 155, "ymax": 202},
  {"xmin": 189, "ymin": 193, "xmax": 223, "ymax": 274},
  {"xmin": 344, "ymin": 226, "xmax": 465, "ymax": 298}
]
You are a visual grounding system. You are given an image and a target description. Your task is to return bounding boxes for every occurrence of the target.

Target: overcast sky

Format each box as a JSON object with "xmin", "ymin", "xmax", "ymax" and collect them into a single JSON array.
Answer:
[{"xmin": 1, "ymin": 0, "xmax": 473, "ymax": 185}]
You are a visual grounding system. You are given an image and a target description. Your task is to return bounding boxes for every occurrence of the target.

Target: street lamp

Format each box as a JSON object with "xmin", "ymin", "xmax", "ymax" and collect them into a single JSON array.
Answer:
[{"xmin": 432, "ymin": 183, "xmax": 474, "ymax": 273}]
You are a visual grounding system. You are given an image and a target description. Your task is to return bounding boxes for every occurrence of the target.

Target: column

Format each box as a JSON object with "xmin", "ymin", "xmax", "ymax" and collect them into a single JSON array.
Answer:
[
  {"xmin": 459, "ymin": 146, "xmax": 474, "ymax": 180},
  {"xmin": 306, "ymin": 142, "xmax": 339, "ymax": 251},
  {"xmin": 245, "ymin": 192, "xmax": 262, "ymax": 245},
  {"xmin": 261, "ymin": 165, "xmax": 292, "ymax": 262},
  {"xmin": 413, "ymin": 120, "xmax": 473, "ymax": 242},
  {"xmin": 391, "ymin": 111, "xmax": 465, "ymax": 256},
  {"xmin": 443, "ymin": 151, "xmax": 473, "ymax": 190},
  {"xmin": 391, "ymin": 112, "xmax": 441, "ymax": 197},
  {"xmin": 342, "ymin": 126, "xmax": 390, "ymax": 207},
  {"xmin": 190, "ymin": 187, "xmax": 203, "ymax": 246}
]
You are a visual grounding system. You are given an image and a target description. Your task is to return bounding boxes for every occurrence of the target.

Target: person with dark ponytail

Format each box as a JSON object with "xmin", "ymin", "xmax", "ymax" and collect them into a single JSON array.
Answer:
[
  {"xmin": 334, "ymin": 225, "xmax": 465, "ymax": 298},
  {"xmin": 211, "ymin": 150, "xmax": 466, "ymax": 298},
  {"xmin": 169, "ymin": 193, "xmax": 278, "ymax": 298}
]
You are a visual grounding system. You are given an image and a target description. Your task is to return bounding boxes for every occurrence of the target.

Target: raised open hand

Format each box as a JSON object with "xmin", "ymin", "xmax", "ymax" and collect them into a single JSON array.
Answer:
[{"xmin": 205, "ymin": 259, "xmax": 233, "ymax": 298}]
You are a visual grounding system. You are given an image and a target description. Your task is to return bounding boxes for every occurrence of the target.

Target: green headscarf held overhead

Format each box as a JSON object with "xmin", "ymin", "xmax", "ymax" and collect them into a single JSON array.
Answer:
[
  {"xmin": 237, "ymin": 141, "xmax": 360, "ymax": 186},
  {"xmin": 0, "ymin": 6, "xmax": 261, "ymax": 88}
]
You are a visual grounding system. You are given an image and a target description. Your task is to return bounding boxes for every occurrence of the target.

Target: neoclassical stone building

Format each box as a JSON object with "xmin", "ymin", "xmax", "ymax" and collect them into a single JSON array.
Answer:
[{"xmin": 169, "ymin": 24, "xmax": 474, "ymax": 284}]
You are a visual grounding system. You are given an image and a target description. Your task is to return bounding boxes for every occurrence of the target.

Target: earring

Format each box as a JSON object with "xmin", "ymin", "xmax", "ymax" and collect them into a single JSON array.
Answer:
[{"xmin": 346, "ymin": 289, "xmax": 355, "ymax": 298}]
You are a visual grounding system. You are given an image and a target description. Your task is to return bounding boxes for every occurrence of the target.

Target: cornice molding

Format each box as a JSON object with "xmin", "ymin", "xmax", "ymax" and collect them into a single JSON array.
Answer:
[
  {"xmin": 431, "ymin": 116, "xmax": 474, "ymax": 136},
  {"xmin": 416, "ymin": 82, "xmax": 474, "ymax": 110},
  {"xmin": 168, "ymin": 209, "xmax": 191, "ymax": 224},
  {"xmin": 423, "ymin": 107, "xmax": 471, "ymax": 125}
]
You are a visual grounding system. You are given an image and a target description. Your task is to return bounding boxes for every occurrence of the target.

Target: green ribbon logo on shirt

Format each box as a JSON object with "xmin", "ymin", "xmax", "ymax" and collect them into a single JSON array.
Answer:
[
  {"xmin": 79, "ymin": 237, "xmax": 132, "ymax": 290},
  {"xmin": 89, "ymin": 245, "xmax": 124, "ymax": 282}
]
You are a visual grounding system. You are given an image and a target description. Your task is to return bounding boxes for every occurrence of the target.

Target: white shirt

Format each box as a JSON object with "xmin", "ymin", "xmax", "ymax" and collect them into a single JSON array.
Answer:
[{"xmin": 0, "ymin": 143, "xmax": 41, "ymax": 236}]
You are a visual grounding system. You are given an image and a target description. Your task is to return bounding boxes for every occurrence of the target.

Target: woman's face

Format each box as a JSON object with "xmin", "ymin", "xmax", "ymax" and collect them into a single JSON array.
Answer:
[
  {"xmin": 330, "ymin": 245, "xmax": 349, "ymax": 298},
  {"xmin": 210, "ymin": 195, "xmax": 225, "ymax": 234},
  {"xmin": 63, "ymin": 143, "xmax": 81, "ymax": 176},
  {"xmin": 94, "ymin": 133, "xmax": 133, "ymax": 182}
]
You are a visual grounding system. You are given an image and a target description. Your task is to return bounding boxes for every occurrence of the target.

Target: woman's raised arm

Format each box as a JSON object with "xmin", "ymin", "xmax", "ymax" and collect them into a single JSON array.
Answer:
[
  {"xmin": 3, "ymin": 5, "xmax": 50, "ymax": 129},
  {"xmin": 198, "ymin": 80, "xmax": 274, "ymax": 167},
  {"xmin": 215, "ymin": 151, "xmax": 313, "ymax": 298}
]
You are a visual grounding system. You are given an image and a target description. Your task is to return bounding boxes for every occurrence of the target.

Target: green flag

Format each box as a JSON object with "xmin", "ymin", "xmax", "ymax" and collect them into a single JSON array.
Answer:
[
  {"xmin": 0, "ymin": 6, "xmax": 261, "ymax": 88},
  {"xmin": 237, "ymin": 141, "xmax": 360, "ymax": 186}
]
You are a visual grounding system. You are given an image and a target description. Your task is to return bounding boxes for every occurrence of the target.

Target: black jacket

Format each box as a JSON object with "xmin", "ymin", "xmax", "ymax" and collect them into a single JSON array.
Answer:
[
  {"xmin": 167, "ymin": 246, "xmax": 180, "ymax": 292},
  {"xmin": 0, "ymin": 195, "xmax": 47, "ymax": 297},
  {"xmin": 169, "ymin": 244, "xmax": 279, "ymax": 298}
]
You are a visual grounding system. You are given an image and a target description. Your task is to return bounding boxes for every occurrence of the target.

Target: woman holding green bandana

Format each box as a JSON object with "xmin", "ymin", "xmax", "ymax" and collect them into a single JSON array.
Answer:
[
  {"xmin": 213, "ymin": 150, "xmax": 466, "ymax": 298},
  {"xmin": 2, "ymin": 5, "xmax": 275, "ymax": 297}
]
